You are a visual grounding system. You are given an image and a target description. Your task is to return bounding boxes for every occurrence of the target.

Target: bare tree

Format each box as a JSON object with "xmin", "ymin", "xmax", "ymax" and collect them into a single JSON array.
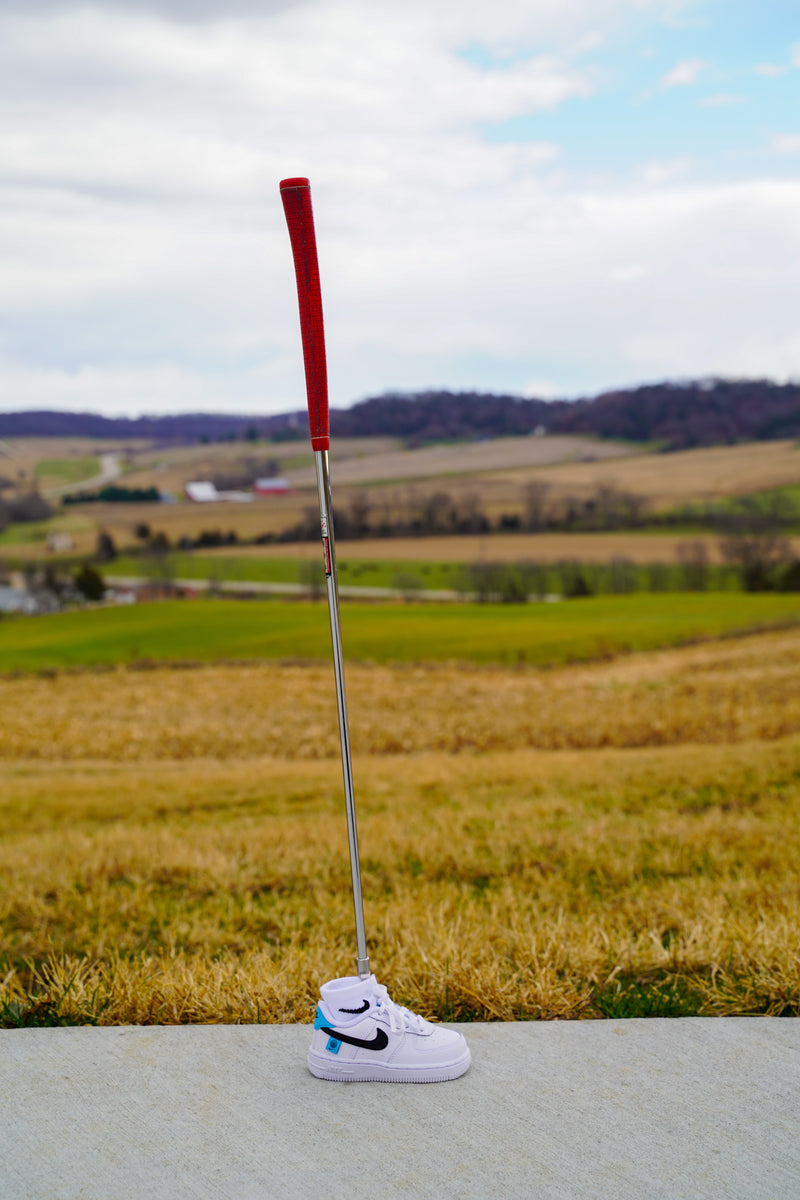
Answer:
[
  {"xmin": 416, "ymin": 490, "xmax": 454, "ymax": 534},
  {"xmin": 522, "ymin": 481, "xmax": 549, "ymax": 532},
  {"xmin": 299, "ymin": 558, "xmax": 326, "ymax": 601},
  {"xmin": 456, "ymin": 492, "xmax": 489, "ymax": 534},
  {"xmin": 677, "ymin": 540, "xmax": 710, "ymax": 591},
  {"xmin": 144, "ymin": 531, "xmax": 175, "ymax": 586},
  {"xmin": 348, "ymin": 491, "xmax": 371, "ymax": 538},
  {"xmin": 595, "ymin": 484, "xmax": 647, "ymax": 530},
  {"xmin": 95, "ymin": 530, "xmax": 117, "ymax": 563},
  {"xmin": 717, "ymin": 496, "xmax": 794, "ymax": 590},
  {"xmin": 609, "ymin": 556, "xmax": 637, "ymax": 593}
]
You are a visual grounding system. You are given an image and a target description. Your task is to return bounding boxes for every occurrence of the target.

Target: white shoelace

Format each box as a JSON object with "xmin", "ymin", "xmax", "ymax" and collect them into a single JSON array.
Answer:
[{"xmin": 373, "ymin": 983, "xmax": 425, "ymax": 1034}]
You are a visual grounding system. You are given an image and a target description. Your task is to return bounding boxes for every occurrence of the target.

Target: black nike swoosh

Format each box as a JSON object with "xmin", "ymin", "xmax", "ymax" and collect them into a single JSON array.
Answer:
[
  {"xmin": 321, "ymin": 1026, "xmax": 389, "ymax": 1051},
  {"xmin": 339, "ymin": 999, "xmax": 370, "ymax": 1015}
]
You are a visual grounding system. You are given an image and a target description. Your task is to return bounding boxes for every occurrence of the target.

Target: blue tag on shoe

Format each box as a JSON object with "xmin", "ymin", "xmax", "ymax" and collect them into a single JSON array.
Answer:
[{"xmin": 326, "ymin": 1037, "xmax": 342, "ymax": 1055}]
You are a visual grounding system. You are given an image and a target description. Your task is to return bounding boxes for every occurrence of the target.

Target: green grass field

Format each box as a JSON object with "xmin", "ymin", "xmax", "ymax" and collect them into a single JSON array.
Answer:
[
  {"xmin": 33, "ymin": 456, "xmax": 100, "ymax": 486},
  {"xmin": 3, "ymin": 592, "xmax": 800, "ymax": 673},
  {"xmin": 0, "ymin": 522, "xmax": 51, "ymax": 546},
  {"xmin": 110, "ymin": 552, "xmax": 462, "ymax": 592},
  {"xmin": 0, "ymin": 512, "xmax": 93, "ymax": 548},
  {"xmin": 109, "ymin": 551, "xmax": 743, "ymax": 595}
]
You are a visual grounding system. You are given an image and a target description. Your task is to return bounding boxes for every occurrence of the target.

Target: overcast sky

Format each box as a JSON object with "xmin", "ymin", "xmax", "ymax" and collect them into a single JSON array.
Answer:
[{"xmin": 1, "ymin": 0, "xmax": 799, "ymax": 416}]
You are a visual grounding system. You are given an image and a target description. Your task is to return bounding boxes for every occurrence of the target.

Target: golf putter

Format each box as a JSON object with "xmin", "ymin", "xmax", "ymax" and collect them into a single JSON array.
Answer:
[{"xmin": 280, "ymin": 177, "xmax": 370, "ymax": 981}]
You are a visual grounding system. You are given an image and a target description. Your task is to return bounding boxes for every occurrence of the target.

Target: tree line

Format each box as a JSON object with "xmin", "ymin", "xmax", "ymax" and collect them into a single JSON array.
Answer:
[
  {"xmin": 325, "ymin": 378, "xmax": 800, "ymax": 449},
  {"xmin": 2, "ymin": 377, "xmax": 800, "ymax": 450}
]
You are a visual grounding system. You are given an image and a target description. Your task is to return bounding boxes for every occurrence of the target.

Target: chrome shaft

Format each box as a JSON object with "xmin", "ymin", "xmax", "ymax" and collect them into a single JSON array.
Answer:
[{"xmin": 314, "ymin": 449, "xmax": 370, "ymax": 980}]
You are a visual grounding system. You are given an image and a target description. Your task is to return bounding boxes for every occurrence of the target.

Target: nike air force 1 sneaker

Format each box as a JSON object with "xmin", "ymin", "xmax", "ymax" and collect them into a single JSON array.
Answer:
[{"xmin": 307, "ymin": 974, "xmax": 471, "ymax": 1083}]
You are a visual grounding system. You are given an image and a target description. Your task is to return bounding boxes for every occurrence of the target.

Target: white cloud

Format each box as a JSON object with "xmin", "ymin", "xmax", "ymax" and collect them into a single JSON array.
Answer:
[
  {"xmin": 522, "ymin": 378, "xmax": 560, "ymax": 399},
  {"xmin": 700, "ymin": 93, "xmax": 741, "ymax": 107},
  {"xmin": 608, "ymin": 264, "xmax": 647, "ymax": 283},
  {"xmin": 0, "ymin": 360, "xmax": 280, "ymax": 417},
  {"xmin": 661, "ymin": 57, "xmax": 705, "ymax": 87},
  {"xmin": 770, "ymin": 133, "xmax": 800, "ymax": 155},
  {"xmin": 755, "ymin": 62, "xmax": 786, "ymax": 77},
  {"xmin": 0, "ymin": 7, "xmax": 592, "ymax": 204},
  {"xmin": 635, "ymin": 157, "xmax": 691, "ymax": 186},
  {"xmin": 0, "ymin": 0, "xmax": 797, "ymax": 416}
]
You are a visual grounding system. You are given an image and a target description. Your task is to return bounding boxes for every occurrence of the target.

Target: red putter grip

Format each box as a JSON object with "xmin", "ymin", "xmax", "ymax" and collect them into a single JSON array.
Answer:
[{"xmin": 280, "ymin": 177, "xmax": 330, "ymax": 452}]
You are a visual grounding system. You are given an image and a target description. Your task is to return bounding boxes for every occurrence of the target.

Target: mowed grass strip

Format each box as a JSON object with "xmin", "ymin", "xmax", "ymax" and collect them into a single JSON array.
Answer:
[
  {"xmin": 33, "ymin": 456, "xmax": 100, "ymax": 487},
  {"xmin": 109, "ymin": 552, "xmax": 461, "ymax": 591},
  {"xmin": 2, "ymin": 740, "xmax": 799, "ymax": 1025},
  {"xmin": 4, "ymin": 593, "xmax": 800, "ymax": 673}
]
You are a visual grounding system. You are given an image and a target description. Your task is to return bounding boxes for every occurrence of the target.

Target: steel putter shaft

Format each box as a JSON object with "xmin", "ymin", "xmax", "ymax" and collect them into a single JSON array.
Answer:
[{"xmin": 279, "ymin": 177, "xmax": 370, "ymax": 980}]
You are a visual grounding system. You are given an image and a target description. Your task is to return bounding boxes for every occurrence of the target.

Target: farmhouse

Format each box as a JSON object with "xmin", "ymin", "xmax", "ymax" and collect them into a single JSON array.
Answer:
[
  {"xmin": 185, "ymin": 481, "xmax": 255, "ymax": 503},
  {"xmin": 0, "ymin": 585, "xmax": 38, "ymax": 614},
  {"xmin": 0, "ymin": 584, "xmax": 60, "ymax": 616},
  {"xmin": 254, "ymin": 477, "xmax": 290, "ymax": 495},
  {"xmin": 185, "ymin": 481, "xmax": 219, "ymax": 502},
  {"xmin": 46, "ymin": 532, "xmax": 75, "ymax": 552}
]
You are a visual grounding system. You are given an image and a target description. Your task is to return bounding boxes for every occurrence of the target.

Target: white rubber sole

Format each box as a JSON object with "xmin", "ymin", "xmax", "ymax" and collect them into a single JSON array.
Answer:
[{"xmin": 307, "ymin": 1045, "xmax": 471, "ymax": 1083}]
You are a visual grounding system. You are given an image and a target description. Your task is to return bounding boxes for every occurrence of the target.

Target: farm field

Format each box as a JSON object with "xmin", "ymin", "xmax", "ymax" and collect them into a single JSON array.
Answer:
[
  {"xmin": 4, "ymin": 436, "xmax": 800, "ymax": 565},
  {"xmin": 3, "ymin": 593, "xmax": 800, "ymax": 673},
  {"xmin": 280, "ymin": 433, "xmax": 635, "ymax": 488},
  {"xmin": 33, "ymin": 455, "xmax": 100, "ymax": 491},
  {"xmin": 107, "ymin": 546, "xmax": 743, "ymax": 596},
  {"xmin": 115, "ymin": 435, "xmax": 399, "ymax": 495},
  {"xmin": 482, "ymin": 437, "xmax": 800, "ymax": 509},
  {"xmin": 108, "ymin": 550, "xmax": 464, "ymax": 593},
  {"xmin": 9, "ymin": 434, "xmax": 800, "ymax": 511},
  {"xmin": 0, "ymin": 498, "xmax": 311, "ymax": 559},
  {"xmin": 184, "ymin": 530, "xmax": 765, "ymax": 565},
  {"xmin": 279, "ymin": 436, "xmax": 800, "ymax": 521},
  {"xmin": 0, "ymin": 524, "xmax": 747, "ymax": 568},
  {"xmin": 2, "ymin": 625, "xmax": 799, "ymax": 1025},
  {"xmin": 0, "ymin": 437, "xmax": 135, "ymax": 486}
]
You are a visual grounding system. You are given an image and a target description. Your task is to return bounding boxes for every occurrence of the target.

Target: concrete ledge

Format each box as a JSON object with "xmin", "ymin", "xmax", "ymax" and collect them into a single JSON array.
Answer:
[{"xmin": 3, "ymin": 1019, "xmax": 799, "ymax": 1199}]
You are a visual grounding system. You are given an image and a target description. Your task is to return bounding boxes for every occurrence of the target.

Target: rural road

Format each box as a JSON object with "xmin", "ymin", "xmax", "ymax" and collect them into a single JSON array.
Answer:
[
  {"xmin": 105, "ymin": 574, "xmax": 562, "ymax": 602},
  {"xmin": 2, "ymin": 1018, "xmax": 798, "ymax": 1199},
  {"xmin": 106, "ymin": 573, "xmax": 464, "ymax": 600}
]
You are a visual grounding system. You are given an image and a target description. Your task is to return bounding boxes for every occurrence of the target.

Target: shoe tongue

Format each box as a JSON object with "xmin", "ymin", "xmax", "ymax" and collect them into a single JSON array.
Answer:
[{"xmin": 320, "ymin": 974, "xmax": 377, "ymax": 1018}]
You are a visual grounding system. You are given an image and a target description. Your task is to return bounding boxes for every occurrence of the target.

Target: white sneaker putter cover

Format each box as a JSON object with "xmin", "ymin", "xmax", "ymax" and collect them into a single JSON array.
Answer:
[{"xmin": 308, "ymin": 974, "xmax": 471, "ymax": 1082}]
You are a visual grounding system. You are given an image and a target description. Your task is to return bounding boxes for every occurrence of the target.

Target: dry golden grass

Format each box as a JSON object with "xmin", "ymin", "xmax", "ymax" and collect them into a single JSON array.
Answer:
[
  {"xmin": 3, "ymin": 626, "xmax": 800, "ymax": 761},
  {"xmin": 90, "ymin": 497, "xmax": 312, "ymax": 546},
  {"xmin": 285, "ymin": 437, "xmax": 800, "ymax": 523},
  {"xmin": 1, "ymin": 498, "xmax": 313, "ymax": 560},
  {"xmin": 211, "ymin": 531, "xmax": 749, "ymax": 564},
  {"xmin": 490, "ymin": 438, "xmax": 800, "ymax": 508},
  {"xmin": 120, "ymin": 436, "xmax": 399, "ymax": 494},
  {"xmin": 282, "ymin": 435, "xmax": 634, "ymax": 488},
  {"xmin": 2, "ymin": 627, "xmax": 800, "ymax": 1025},
  {"xmin": 1, "ymin": 741, "xmax": 799, "ymax": 1024}
]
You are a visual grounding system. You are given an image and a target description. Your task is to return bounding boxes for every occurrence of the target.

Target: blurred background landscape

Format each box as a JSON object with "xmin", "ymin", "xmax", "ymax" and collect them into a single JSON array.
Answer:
[{"xmin": 2, "ymin": 391, "xmax": 800, "ymax": 1026}]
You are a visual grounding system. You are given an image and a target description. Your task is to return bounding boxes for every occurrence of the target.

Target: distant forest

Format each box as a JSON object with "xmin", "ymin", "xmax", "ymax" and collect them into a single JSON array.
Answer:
[{"xmin": 1, "ymin": 378, "xmax": 799, "ymax": 450}]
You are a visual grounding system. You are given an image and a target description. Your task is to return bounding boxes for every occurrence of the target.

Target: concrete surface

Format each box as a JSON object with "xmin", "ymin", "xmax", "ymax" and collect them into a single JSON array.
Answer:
[{"xmin": 2, "ymin": 1019, "xmax": 799, "ymax": 1200}]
